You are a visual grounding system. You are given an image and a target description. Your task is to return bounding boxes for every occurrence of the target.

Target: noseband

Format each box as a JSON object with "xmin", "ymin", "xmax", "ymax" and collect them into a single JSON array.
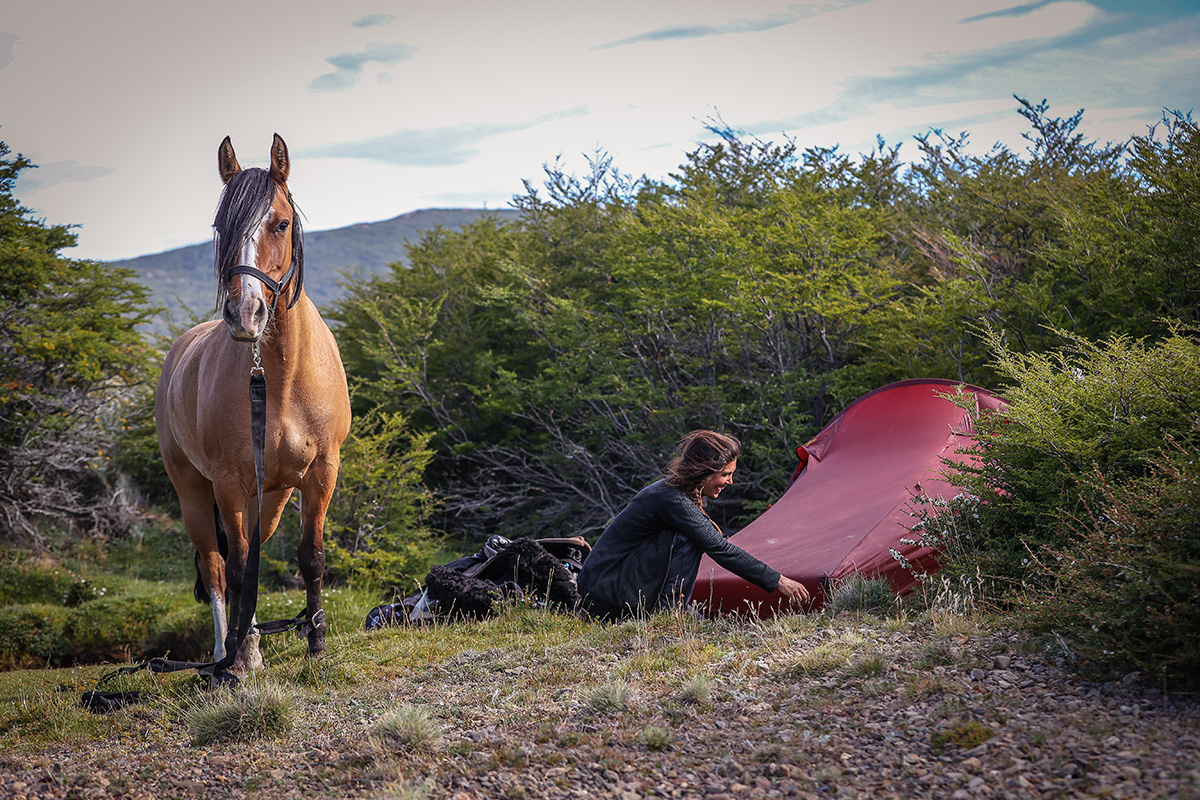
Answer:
[{"xmin": 228, "ymin": 260, "xmax": 302, "ymax": 312}]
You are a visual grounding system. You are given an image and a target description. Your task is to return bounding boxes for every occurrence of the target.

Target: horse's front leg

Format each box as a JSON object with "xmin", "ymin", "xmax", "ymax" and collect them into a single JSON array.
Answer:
[
  {"xmin": 298, "ymin": 458, "xmax": 339, "ymax": 658},
  {"xmin": 215, "ymin": 487, "xmax": 289, "ymax": 674}
]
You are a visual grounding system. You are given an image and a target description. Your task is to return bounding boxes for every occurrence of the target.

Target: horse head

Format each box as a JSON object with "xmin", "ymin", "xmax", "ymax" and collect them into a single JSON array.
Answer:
[{"xmin": 214, "ymin": 134, "xmax": 304, "ymax": 342}]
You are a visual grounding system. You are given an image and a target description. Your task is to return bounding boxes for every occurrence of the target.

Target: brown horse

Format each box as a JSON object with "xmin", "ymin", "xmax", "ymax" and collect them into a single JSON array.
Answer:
[{"xmin": 155, "ymin": 134, "xmax": 351, "ymax": 672}]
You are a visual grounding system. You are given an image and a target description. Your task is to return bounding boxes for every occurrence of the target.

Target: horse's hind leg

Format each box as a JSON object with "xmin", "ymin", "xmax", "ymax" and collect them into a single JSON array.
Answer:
[{"xmin": 298, "ymin": 458, "xmax": 340, "ymax": 658}]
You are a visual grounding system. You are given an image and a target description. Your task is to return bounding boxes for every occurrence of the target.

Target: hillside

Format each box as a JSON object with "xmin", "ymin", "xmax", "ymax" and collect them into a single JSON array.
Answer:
[{"xmin": 111, "ymin": 207, "xmax": 521, "ymax": 332}]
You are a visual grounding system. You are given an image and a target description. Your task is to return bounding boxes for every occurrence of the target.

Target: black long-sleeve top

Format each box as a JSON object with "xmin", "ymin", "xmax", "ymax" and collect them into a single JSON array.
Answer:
[{"xmin": 577, "ymin": 479, "xmax": 780, "ymax": 616}]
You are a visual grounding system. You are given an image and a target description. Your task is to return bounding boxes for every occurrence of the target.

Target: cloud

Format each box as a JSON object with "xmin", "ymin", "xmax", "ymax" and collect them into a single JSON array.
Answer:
[
  {"xmin": 593, "ymin": 12, "xmax": 804, "ymax": 49},
  {"xmin": 960, "ymin": 1, "xmax": 1057, "ymax": 24},
  {"xmin": 0, "ymin": 31, "xmax": 17, "ymax": 70},
  {"xmin": 591, "ymin": 2, "xmax": 876, "ymax": 50},
  {"xmin": 307, "ymin": 42, "xmax": 416, "ymax": 92},
  {"xmin": 14, "ymin": 160, "xmax": 113, "ymax": 193},
  {"xmin": 300, "ymin": 107, "xmax": 590, "ymax": 167},
  {"xmin": 352, "ymin": 14, "xmax": 396, "ymax": 29},
  {"xmin": 760, "ymin": 5, "xmax": 1200, "ymax": 144}
]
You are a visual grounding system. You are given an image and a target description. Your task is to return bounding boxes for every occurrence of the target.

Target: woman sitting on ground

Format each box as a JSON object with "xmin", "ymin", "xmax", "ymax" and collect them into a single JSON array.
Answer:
[{"xmin": 578, "ymin": 430, "xmax": 809, "ymax": 619}]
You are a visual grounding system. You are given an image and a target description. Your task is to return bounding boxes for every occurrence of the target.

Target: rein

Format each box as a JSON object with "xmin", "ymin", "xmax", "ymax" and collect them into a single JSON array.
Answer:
[{"xmin": 81, "ymin": 346, "xmax": 322, "ymax": 711}]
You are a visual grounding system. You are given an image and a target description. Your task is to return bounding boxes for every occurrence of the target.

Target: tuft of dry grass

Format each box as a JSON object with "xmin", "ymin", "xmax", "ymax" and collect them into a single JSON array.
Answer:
[
  {"xmin": 372, "ymin": 704, "xmax": 442, "ymax": 753},
  {"xmin": 185, "ymin": 679, "xmax": 295, "ymax": 745}
]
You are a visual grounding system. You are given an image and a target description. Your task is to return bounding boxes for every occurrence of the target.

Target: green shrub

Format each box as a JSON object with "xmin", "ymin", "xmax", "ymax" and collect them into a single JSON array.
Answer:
[
  {"xmin": 323, "ymin": 409, "xmax": 442, "ymax": 594},
  {"xmin": 913, "ymin": 327, "xmax": 1200, "ymax": 689},
  {"xmin": 61, "ymin": 593, "xmax": 204, "ymax": 664},
  {"xmin": 1025, "ymin": 443, "xmax": 1200, "ymax": 690},
  {"xmin": 0, "ymin": 605, "xmax": 69, "ymax": 668},
  {"xmin": 0, "ymin": 560, "xmax": 75, "ymax": 605},
  {"xmin": 917, "ymin": 328, "xmax": 1200, "ymax": 589}
]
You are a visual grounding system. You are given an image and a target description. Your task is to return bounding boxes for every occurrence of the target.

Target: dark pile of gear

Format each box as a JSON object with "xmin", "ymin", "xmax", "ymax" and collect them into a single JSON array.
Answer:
[{"xmin": 365, "ymin": 536, "xmax": 591, "ymax": 628}]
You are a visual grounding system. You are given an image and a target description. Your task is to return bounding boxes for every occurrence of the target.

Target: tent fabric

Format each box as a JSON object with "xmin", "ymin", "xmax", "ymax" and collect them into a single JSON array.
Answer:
[{"xmin": 691, "ymin": 379, "xmax": 1005, "ymax": 617}]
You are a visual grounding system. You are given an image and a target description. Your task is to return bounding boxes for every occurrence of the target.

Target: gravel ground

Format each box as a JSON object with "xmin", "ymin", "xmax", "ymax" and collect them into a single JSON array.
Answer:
[{"xmin": 2, "ymin": 617, "xmax": 1197, "ymax": 800}]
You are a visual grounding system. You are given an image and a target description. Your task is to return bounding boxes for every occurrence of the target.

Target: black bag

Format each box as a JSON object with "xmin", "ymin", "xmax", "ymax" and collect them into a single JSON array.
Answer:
[{"xmin": 364, "ymin": 535, "xmax": 590, "ymax": 628}]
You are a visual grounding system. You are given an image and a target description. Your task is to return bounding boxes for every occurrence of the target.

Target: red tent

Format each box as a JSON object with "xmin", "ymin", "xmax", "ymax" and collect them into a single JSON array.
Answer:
[{"xmin": 692, "ymin": 379, "xmax": 1006, "ymax": 617}]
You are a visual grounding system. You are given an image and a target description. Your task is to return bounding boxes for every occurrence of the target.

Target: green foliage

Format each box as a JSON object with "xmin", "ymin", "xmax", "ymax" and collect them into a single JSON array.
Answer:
[
  {"xmin": 913, "ymin": 329, "xmax": 1200, "ymax": 687},
  {"xmin": 0, "ymin": 139, "xmax": 158, "ymax": 544},
  {"xmin": 1026, "ymin": 444, "xmax": 1200, "ymax": 690},
  {"xmin": 927, "ymin": 328, "xmax": 1200, "ymax": 588},
  {"xmin": 323, "ymin": 408, "xmax": 441, "ymax": 594},
  {"xmin": 0, "ymin": 605, "xmax": 69, "ymax": 668}
]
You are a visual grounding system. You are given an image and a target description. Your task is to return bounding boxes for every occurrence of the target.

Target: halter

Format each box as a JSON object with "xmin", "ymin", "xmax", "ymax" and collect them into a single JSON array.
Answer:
[{"xmin": 228, "ymin": 258, "xmax": 302, "ymax": 312}]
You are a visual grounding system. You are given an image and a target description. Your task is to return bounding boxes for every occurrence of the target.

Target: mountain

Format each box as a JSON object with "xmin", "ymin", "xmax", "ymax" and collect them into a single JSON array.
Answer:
[{"xmin": 112, "ymin": 207, "xmax": 521, "ymax": 333}]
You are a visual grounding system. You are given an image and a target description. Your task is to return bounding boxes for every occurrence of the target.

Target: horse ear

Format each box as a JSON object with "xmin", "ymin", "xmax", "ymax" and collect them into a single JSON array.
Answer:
[
  {"xmin": 270, "ymin": 134, "xmax": 290, "ymax": 184},
  {"xmin": 218, "ymin": 136, "xmax": 241, "ymax": 185}
]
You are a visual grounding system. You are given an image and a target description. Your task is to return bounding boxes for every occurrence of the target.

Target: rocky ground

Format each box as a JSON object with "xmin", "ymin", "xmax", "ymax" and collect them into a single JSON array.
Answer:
[{"xmin": 1, "ymin": 613, "xmax": 1197, "ymax": 800}]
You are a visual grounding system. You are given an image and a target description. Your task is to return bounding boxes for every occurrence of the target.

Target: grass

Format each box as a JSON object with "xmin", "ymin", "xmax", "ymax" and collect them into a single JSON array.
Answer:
[
  {"xmin": 0, "ymin": 526, "xmax": 1002, "ymax": 764},
  {"xmin": 585, "ymin": 678, "xmax": 631, "ymax": 714},
  {"xmin": 185, "ymin": 679, "xmax": 296, "ymax": 745},
  {"xmin": 828, "ymin": 574, "xmax": 898, "ymax": 616},
  {"xmin": 372, "ymin": 704, "xmax": 442, "ymax": 753}
]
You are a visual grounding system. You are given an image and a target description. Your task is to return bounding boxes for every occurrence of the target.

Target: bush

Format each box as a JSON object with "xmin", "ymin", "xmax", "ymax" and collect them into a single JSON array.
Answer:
[
  {"xmin": 61, "ymin": 593, "xmax": 205, "ymax": 664},
  {"xmin": 323, "ymin": 409, "xmax": 442, "ymax": 594},
  {"xmin": 0, "ymin": 605, "xmax": 69, "ymax": 668},
  {"xmin": 929, "ymin": 327, "xmax": 1200, "ymax": 589},
  {"xmin": 921, "ymin": 327, "xmax": 1200, "ymax": 688},
  {"xmin": 1025, "ymin": 443, "xmax": 1200, "ymax": 690},
  {"xmin": 0, "ymin": 559, "xmax": 75, "ymax": 605}
]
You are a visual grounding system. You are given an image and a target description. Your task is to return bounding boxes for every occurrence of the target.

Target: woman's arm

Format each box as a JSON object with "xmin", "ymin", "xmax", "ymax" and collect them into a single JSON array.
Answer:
[{"xmin": 657, "ymin": 486, "xmax": 781, "ymax": 592}]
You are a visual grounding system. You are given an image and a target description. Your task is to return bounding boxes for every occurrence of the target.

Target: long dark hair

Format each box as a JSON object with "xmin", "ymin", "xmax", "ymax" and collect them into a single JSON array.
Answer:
[
  {"xmin": 212, "ymin": 168, "xmax": 304, "ymax": 313},
  {"xmin": 664, "ymin": 430, "xmax": 741, "ymax": 504}
]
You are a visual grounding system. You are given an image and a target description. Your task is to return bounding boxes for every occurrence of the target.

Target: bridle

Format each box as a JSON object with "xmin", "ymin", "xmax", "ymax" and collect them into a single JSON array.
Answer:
[
  {"xmin": 225, "ymin": 189, "xmax": 304, "ymax": 316},
  {"xmin": 227, "ymin": 259, "xmax": 302, "ymax": 313}
]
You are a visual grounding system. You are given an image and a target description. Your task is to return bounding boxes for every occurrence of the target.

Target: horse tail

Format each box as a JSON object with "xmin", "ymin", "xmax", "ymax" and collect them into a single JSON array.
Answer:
[{"xmin": 193, "ymin": 503, "xmax": 231, "ymax": 605}]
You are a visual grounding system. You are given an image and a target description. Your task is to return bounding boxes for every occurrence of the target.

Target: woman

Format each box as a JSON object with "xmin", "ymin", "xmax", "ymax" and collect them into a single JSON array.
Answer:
[{"xmin": 578, "ymin": 430, "xmax": 809, "ymax": 619}]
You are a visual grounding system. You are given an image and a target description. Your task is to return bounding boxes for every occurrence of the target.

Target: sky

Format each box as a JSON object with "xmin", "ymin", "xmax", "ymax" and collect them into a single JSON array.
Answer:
[{"xmin": 2, "ymin": 0, "xmax": 1199, "ymax": 262}]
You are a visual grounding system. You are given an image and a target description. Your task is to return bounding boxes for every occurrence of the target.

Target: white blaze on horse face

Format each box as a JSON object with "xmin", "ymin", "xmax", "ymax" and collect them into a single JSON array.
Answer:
[{"xmin": 234, "ymin": 216, "xmax": 270, "ymax": 337}]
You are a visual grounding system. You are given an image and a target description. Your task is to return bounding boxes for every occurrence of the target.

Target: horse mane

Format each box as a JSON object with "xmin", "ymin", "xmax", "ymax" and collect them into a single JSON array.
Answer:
[{"xmin": 212, "ymin": 167, "xmax": 304, "ymax": 313}]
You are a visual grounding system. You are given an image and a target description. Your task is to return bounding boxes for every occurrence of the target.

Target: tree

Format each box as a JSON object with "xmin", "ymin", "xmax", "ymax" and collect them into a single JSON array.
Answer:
[{"xmin": 0, "ymin": 139, "xmax": 156, "ymax": 544}]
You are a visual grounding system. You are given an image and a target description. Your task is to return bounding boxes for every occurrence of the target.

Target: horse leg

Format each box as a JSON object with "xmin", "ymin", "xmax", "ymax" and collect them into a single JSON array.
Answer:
[
  {"xmin": 173, "ymin": 472, "xmax": 228, "ymax": 660},
  {"xmin": 298, "ymin": 459, "xmax": 339, "ymax": 658},
  {"xmin": 235, "ymin": 489, "xmax": 291, "ymax": 673},
  {"xmin": 216, "ymin": 485, "xmax": 292, "ymax": 674}
]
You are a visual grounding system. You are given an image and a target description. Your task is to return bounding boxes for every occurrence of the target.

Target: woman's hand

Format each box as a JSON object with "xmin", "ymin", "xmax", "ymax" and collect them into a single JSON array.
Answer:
[{"xmin": 775, "ymin": 575, "xmax": 810, "ymax": 605}]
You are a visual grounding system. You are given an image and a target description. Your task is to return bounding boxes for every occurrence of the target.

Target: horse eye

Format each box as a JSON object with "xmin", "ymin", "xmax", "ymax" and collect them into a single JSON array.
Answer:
[{"xmin": 276, "ymin": 220, "xmax": 290, "ymax": 233}]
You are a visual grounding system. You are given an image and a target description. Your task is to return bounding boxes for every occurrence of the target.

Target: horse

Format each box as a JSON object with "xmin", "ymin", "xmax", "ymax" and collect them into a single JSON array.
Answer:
[{"xmin": 155, "ymin": 134, "xmax": 351, "ymax": 673}]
